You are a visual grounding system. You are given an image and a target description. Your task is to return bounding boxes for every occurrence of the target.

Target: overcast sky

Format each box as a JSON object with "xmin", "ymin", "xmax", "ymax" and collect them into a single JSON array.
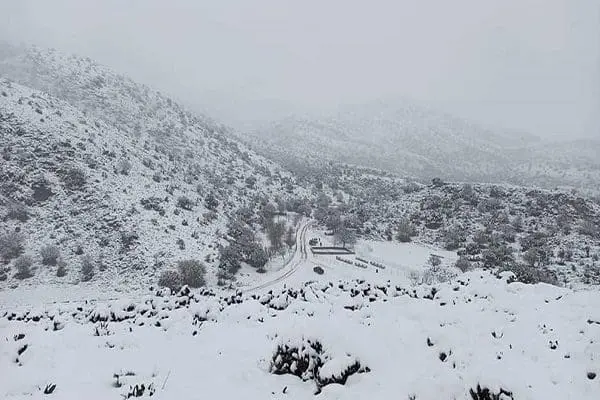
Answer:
[{"xmin": 1, "ymin": 0, "xmax": 598, "ymax": 138}]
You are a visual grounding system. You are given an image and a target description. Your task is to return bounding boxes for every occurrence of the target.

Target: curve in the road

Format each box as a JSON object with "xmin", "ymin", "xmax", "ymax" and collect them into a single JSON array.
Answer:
[{"xmin": 244, "ymin": 220, "xmax": 312, "ymax": 294}]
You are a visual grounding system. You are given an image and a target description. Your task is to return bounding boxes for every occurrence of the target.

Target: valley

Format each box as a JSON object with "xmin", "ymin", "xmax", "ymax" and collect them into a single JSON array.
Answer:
[{"xmin": 0, "ymin": 43, "xmax": 599, "ymax": 400}]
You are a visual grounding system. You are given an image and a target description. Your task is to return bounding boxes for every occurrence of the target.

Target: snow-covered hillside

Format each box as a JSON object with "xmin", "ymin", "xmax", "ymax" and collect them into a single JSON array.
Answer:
[
  {"xmin": 1, "ymin": 267, "xmax": 600, "ymax": 399},
  {"xmin": 298, "ymin": 164, "xmax": 600, "ymax": 287},
  {"xmin": 0, "ymin": 76, "xmax": 305, "ymax": 289},
  {"xmin": 243, "ymin": 100, "xmax": 600, "ymax": 194}
]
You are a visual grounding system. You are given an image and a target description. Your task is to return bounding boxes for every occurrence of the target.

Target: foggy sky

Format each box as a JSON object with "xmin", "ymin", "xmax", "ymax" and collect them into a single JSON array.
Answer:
[{"xmin": 1, "ymin": 0, "xmax": 598, "ymax": 139}]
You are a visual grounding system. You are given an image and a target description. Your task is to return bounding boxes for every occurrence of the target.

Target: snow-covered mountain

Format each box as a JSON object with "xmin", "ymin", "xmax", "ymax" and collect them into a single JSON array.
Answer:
[
  {"xmin": 0, "ymin": 45, "xmax": 307, "ymax": 290},
  {"xmin": 243, "ymin": 100, "xmax": 600, "ymax": 193}
]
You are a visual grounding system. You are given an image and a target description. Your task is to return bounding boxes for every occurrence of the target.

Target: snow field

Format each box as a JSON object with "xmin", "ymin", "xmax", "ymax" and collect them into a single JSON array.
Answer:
[{"xmin": 1, "ymin": 271, "xmax": 599, "ymax": 399}]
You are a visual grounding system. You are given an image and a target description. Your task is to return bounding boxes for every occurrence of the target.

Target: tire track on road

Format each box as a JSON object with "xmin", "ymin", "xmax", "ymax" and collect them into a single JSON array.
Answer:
[{"xmin": 244, "ymin": 221, "xmax": 311, "ymax": 294}]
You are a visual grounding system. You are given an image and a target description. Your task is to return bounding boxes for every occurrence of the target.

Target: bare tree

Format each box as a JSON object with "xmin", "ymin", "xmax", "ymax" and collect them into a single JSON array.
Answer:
[
  {"xmin": 284, "ymin": 227, "xmax": 295, "ymax": 248},
  {"xmin": 396, "ymin": 218, "xmax": 416, "ymax": 243}
]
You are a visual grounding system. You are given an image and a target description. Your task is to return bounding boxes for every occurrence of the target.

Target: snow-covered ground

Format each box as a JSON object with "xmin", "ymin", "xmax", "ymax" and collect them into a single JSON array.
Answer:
[{"xmin": 2, "ymin": 265, "xmax": 600, "ymax": 399}]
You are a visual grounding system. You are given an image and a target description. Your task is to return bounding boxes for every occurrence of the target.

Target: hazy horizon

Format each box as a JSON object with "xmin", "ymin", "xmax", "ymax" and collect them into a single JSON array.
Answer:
[{"xmin": 1, "ymin": 0, "xmax": 598, "ymax": 139}]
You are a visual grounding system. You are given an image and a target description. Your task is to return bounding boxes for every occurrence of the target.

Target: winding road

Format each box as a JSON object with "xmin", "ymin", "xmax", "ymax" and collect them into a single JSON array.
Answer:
[{"xmin": 244, "ymin": 220, "xmax": 312, "ymax": 293}]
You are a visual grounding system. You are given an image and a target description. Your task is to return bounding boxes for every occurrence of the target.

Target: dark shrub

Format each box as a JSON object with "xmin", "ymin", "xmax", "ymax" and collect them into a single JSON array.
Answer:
[
  {"xmin": 32, "ymin": 180, "xmax": 53, "ymax": 202},
  {"xmin": 247, "ymin": 245, "xmax": 269, "ymax": 269},
  {"xmin": 218, "ymin": 245, "xmax": 241, "ymax": 276},
  {"xmin": 579, "ymin": 220, "xmax": 599, "ymax": 238},
  {"xmin": 5, "ymin": 203, "xmax": 29, "ymax": 222},
  {"xmin": 455, "ymin": 256, "xmax": 472, "ymax": 272},
  {"xmin": 0, "ymin": 231, "xmax": 25, "ymax": 260},
  {"xmin": 469, "ymin": 384, "xmax": 513, "ymax": 400},
  {"xmin": 14, "ymin": 255, "xmax": 33, "ymax": 279},
  {"xmin": 56, "ymin": 261, "xmax": 67, "ymax": 277},
  {"xmin": 40, "ymin": 245, "xmax": 60, "ymax": 266},
  {"xmin": 204, "ymin": 193, "xmax": 219, "ymax": 210},
  {"xmin": 177, "ymin": 259, "xmax": 206, "ymax": 287},
  {"xmin": 501, "ymin": 263, "xmax": 558, "ymax": 285},
  {"xmin": 140, "ymin": 197, "xmax": 164, "ymax": 213},
  {"xmin": 158, "ymin": 269, "xmax": 182, "ymax": 292},
  {"xmin": 59, "ymin": 167, "xmax": 86, "ymax": 190},
  {"xmin": 396, "ymin": 218, "xmax": 416, "ymax": 243},
  {"xmin": 176, "ymin": 196, "xmax": 194, "ymax": 211},
  {"xmin": 80, "ymin": 255, "xmax": 95, "ymax": 282},
  {"xmin": 120, "ymin": 231, "xmax": 139, "ymax": 252}
]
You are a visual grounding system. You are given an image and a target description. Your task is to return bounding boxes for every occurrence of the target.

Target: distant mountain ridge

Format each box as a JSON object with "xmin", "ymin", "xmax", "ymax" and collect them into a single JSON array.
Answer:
[{"xmin": 242, "ymin": 98, "xmax": 600, "ymax": 193}]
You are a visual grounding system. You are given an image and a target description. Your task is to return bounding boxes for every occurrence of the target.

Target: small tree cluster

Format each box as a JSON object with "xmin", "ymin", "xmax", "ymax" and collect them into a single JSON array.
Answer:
[
  {"xmin": 442, "ymin": 225, "xmax": 466, "ymax": 251},
  {"xmin": 334, "ymin": 223, "xmax": 357, "ymax": 249},
  {"xmin": 502, "ymin": 263, "xmax": 558, "ymax": 285}
]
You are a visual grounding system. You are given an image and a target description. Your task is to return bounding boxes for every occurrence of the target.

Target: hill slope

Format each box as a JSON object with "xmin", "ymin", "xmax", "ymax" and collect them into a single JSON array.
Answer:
[{"xmin": 0, "ymin": 75, "xmax": 302, "ymax": 290}]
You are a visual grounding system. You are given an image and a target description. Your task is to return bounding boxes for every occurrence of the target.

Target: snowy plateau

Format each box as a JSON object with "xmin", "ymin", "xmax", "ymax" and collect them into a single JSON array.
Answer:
[{"xmin": 1, "ymin": 44, "xmax": 600, "ymax": 399}]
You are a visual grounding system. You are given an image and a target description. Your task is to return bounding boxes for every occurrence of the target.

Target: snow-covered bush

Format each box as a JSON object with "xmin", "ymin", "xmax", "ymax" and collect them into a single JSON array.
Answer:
[
  {"xmin": 177, "ymin": 259, "xmax": 206, "ymax": 287},
  {"xmin": 421, "ymin": 264, "xmax": 456, "ymax": 285},
  {"xmin": 269, "ymin": 337, "xmax": 369, "ymax": 393},
  {"xmin": 469, "ymin": 384, "xmax": 513, "ymax": 400},
  {"xmin": 14, "ymin": 255, "xmax": 33, "ymax": 279},
  {"xmin": 158, "ymin": 269, "xmax": 182, "ymax": 292},
  {"xmin": 40, "ymin": 245, "xmax": 60, "ymax": 266},
  {"xmin": 0, "ymin": 231, "xmax": 25, "ymax": 261}
]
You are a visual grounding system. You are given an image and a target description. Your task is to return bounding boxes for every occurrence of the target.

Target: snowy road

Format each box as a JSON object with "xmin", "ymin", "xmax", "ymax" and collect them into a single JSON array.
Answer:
[{"xmin": 244, "ymin": 220, "xmax": 312, "ymax": 293}]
